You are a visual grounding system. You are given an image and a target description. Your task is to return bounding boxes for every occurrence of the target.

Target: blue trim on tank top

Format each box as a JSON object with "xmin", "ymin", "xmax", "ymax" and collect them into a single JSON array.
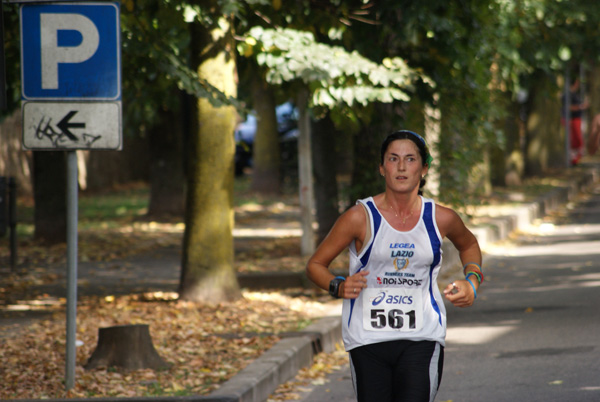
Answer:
[
  {"xmin": 423, "ymin": 202, "xmax": 443, "ymax": 325},
  {"xmin": 348, "ymin": 200, "xmax": 381, "ymax": 327}
]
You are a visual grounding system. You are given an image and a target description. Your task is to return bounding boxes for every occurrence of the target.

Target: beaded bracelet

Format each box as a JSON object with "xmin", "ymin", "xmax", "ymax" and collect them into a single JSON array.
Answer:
[{"xmin": 466, "ymin": 277, "xmax": 477, "ymax": 299}]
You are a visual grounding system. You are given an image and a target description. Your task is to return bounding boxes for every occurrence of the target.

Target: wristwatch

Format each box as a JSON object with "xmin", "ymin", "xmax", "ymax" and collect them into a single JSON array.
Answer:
[{"xmin": 329, "ymin": 276, "xmax": 345, "ymax": 298}]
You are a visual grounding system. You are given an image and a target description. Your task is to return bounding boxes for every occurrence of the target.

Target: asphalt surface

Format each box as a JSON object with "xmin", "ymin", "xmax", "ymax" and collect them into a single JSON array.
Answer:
[{"xmin": 294, "ymin": 168, "xmax": 600, "ymax": 402}]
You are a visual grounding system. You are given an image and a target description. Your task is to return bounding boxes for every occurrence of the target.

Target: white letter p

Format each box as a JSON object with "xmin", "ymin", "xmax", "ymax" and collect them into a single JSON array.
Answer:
[{"xmin": 40, "ymin": 13, "xmax": 99, "ymax": 90}]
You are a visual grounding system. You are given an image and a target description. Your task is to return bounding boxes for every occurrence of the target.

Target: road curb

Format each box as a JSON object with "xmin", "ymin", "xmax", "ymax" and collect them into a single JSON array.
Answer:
[{"xmin": 207, "ymin": 316, "xmax": 341, "ymax": 402}]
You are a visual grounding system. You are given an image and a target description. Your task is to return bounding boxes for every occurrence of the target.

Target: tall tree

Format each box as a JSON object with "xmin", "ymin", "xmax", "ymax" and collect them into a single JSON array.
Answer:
[
  {"xmin": 524, "ymin": 71, "xmax": 563, "ymax": 175},
  {"xmin": 249, "ymin": 74, "xmax": 280, "ymax": 193},
  {"xmin": 178, "ymin": 10, "xmax": 240, "ymax": 302},
  {"xmin": 235, "ymin": 0, "xmax": 366, "ymax": 196}
]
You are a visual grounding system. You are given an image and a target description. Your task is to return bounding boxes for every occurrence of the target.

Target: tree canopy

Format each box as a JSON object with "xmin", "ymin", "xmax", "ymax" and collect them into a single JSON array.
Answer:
[{"xmin": 4, "ymin": 0, "xmax": 600, "ymax": 300}]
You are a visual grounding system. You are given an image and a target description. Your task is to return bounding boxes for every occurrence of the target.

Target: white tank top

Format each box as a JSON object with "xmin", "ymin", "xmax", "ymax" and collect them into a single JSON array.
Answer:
[{"xmin": 341, "ymin": 196, "xmax": 447, "ymax": 351}]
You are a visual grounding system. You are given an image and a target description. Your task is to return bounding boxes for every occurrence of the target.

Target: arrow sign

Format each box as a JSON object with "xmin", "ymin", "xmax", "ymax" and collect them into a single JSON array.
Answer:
[
  {"xmin": 57, "ymin": 110, "xmax": 85, "ymax": 141},
  {"xmin": 23, "ymin": 102, "xmax": 121, "ymax": 150}
]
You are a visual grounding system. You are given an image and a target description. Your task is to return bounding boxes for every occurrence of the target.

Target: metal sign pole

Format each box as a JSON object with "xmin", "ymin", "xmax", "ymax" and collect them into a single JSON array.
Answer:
[
  {"xmin": 19, "ymin": 2, "xmax": 121, "ymax": 389},
  {"xmin": 65, "ymin": 150, "xmax": 78, "ymax": 390}
]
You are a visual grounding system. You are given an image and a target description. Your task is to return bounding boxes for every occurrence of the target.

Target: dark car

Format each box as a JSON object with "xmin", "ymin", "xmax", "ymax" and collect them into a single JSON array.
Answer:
[{"xmin": 234, "ymin": 102, "xmax": 298, "ymax": 176}]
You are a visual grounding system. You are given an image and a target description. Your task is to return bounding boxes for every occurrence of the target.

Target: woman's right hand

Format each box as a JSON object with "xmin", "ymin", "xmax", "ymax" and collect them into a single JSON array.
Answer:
[{"xmin": 340, "ymin": 270, "xmax": 369, "ymax": 299}]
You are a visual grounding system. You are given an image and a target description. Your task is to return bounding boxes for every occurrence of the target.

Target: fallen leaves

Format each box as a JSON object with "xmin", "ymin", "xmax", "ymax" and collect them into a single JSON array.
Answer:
[
  {"xmin": 0, "ymin": 184, "xmax": 343, "ymax": 399},
  {"xmin": 0, "ymin": 289, "xmax": 333, "ymax": 399}
]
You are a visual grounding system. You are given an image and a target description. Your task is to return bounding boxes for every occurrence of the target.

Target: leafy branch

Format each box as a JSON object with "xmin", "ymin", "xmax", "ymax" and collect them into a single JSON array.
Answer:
[{"xmin": 239, "ymin": 27, "xmax": 433, "ymax": 108}]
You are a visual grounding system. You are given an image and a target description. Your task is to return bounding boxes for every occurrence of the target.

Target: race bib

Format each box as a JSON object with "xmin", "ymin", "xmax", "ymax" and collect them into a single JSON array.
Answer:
[{"xmin": 362, "ymin": 288, "xmax": 423, "ymax": 332}]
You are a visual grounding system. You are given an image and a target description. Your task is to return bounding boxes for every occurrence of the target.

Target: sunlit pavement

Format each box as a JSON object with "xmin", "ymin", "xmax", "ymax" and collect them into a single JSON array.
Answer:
[{"xmin": 438, "ymin": 180, "xmax": 600, "ymax": 402}]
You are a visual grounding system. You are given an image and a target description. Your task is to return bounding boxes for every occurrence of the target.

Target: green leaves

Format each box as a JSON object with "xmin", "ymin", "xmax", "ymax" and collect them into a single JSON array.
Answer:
[{"xmin": 241, "ymin": 27, "xmax": 431, "ymax": 107}]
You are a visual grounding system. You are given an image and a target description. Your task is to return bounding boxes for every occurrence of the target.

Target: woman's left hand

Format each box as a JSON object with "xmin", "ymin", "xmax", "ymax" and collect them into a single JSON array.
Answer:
[{"xmin": 443, "ymin": 280, "xmax": 476, "ymax": 307}]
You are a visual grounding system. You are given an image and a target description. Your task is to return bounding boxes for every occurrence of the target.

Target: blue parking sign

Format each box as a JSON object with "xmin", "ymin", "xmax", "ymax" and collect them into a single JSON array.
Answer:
[{"xmin": 20, "ymin": 2, "xmax": 121, "ymax": 100}]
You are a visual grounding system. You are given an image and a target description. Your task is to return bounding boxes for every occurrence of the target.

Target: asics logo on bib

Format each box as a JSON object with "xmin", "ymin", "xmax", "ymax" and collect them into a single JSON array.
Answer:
[{"xmin": 371, "ymin": 291, "xmax": 413, "ymax": 306}]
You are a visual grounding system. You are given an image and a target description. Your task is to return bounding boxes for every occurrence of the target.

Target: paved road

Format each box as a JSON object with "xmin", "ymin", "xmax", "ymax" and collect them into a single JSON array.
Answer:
[{"xmin": 298, "ymin": 181, "xmax": 600, "ymax": 402}]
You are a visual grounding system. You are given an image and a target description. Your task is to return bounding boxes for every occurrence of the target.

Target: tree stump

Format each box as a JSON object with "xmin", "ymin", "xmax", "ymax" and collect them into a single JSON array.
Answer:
[{"xmin": 84, "ymin": 324, "xmax": 168, "ymax": 370}]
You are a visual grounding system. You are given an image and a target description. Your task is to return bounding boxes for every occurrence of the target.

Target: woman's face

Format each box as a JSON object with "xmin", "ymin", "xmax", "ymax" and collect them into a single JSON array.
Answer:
[{"xmin": 379, "ymin": 139, "xmax": 428, "ymax": 193}]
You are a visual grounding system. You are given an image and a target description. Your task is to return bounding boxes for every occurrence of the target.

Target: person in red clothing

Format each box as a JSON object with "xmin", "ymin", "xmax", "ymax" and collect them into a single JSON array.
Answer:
[{"xmin": 561, "ymin": 77, "xmax": 589, "ymax": 165}]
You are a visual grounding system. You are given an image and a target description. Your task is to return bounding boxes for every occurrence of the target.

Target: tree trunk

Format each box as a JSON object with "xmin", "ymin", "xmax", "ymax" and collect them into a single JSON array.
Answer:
[
  {"xmin": 147, "ymin": 97, "xmax": 185, "ymax": 218},
  {"xmin": 586, "ymin": 63, "xmax": 600, "ymax": 133},
  {"xmin": 312, "ymin": 113, "xmax": 339, "ymax": 243},
  {"xmin": 251, "ymin": 76, "xmax": 281, "ymax": 194},
  {"xmin": 33, "ymin": 151, "xmax": 67, "ymax": 244},
  {"xmin": 84, "ymin": 324, "xmax": 168, "ymax": 371},
  {"xmin": 0, "ymin": 110, "xmax": 33, "ymax": 197},
  {"xmin": 491, "ymin": 94, "xmax": 525, "ymax": 187},
  {"xmin": 297, "ymin": 88, "xmax": 315, "ymax": 256},
  {"xmin": 178, "ymin": 17, "xmax": 240, "ymax": 303},
  {"xmin": 525, "ymin": 71, "xmax": 563, "ymax": 175}
]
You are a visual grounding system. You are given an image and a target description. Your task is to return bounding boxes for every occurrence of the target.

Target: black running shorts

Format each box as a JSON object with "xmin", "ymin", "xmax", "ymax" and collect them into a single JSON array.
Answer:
[{"xmin": 349, "ymin": 339, "xmax": 444, "ymax": 402}]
